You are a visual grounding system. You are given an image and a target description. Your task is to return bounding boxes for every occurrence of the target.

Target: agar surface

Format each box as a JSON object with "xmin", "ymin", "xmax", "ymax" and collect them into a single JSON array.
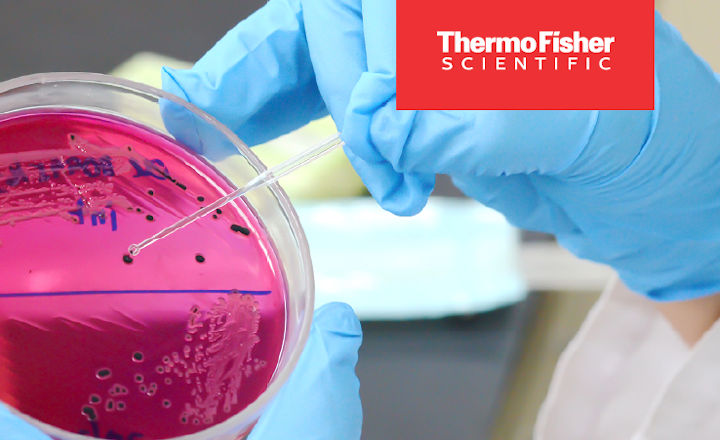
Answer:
[{"xmin": 0, "ymin": 110, "xmax": 285, "ymax": 438}]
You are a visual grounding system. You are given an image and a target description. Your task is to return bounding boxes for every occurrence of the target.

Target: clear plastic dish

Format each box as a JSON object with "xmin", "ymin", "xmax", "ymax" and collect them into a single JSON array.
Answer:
[{"xmin": 0, "ymin": 73, "xmax": 314, "ymax": 440}]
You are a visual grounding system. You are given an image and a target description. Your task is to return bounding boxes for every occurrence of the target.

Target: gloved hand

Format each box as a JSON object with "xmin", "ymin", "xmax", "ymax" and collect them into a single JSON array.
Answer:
[
  {"xmin": 249, "ymin": 302, "xmax": 362, "ymax": 439},
  {"xmin": 0, "ymin": 404, "xmax": 48, "ymax": 440},
  {"xmin": 163, "ymin": 2, "xmax": 720, "ymax": 302},
  {"xmin": 0, "ymin": 303, "xmax": 362, "ymax": 440}
]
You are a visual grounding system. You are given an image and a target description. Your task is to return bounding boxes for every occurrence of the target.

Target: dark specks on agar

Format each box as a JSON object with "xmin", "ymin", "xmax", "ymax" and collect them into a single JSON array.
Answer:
[
  {"xmin": 195, "ymin": 254, "xmax": 205, "ymax": 263},
  {"xmin": 81, "ymin": 406, "xmax": 97, "ymax": 421},
  {"xmin": 231, "ymin": 224, "xmax": 250, "ymax": 235},
  {"xmin": 197, "ymin": 196, "xmax": 205, "ymax": 202},
  {"xmin": 146, "ymin": 215, "xmax": 154, "ymax": 222},
  {"xmin": 123, "ymin": 254, "xmax": 133, "ymax": 264},
  {"xmin": 152, "ymin": 165, "xmax": 188, "ymax": 191}
]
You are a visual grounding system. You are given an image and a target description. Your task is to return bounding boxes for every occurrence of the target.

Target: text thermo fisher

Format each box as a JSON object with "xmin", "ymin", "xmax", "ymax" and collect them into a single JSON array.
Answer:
[{"xmin": 437, "ymin": 31, "xmax": 615, "ymax": 71}]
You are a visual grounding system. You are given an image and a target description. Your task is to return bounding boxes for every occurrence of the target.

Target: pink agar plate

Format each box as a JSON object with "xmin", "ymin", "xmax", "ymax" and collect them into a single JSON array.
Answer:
[{"xmin": 0, "ymin": 74, "xmax": 314, "ymax": 440}]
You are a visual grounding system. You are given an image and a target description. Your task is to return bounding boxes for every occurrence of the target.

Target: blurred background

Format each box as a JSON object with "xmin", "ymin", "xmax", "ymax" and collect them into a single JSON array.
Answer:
[{"xmin": 0, "ymin": 1, "xmax": 714, "ymax": 438}]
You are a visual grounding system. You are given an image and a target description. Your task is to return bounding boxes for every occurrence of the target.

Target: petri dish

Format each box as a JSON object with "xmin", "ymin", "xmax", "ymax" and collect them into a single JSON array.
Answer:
[{"xmin": 0, "ymin": 73, "xmax": 314, "ymax": 440}]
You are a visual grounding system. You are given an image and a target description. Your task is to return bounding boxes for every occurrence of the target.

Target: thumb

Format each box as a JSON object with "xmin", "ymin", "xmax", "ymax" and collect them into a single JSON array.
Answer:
[
  {"xmin": 0, "ymin": 404, "xmax": 51, "ymax": 440},
  {"xmin": 249, "ymin": 302, "xmax": 362, "ymax": 440}
]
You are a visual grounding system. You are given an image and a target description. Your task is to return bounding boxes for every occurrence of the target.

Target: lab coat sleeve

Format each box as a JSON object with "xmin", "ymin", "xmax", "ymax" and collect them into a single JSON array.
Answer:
[
  {"xmin": 636, "ymin": 305, "xmax": 720, "ymax": 439},
  {"xmin": 534, "ymin": 277, "xmax": 689, "ymax": 440}
]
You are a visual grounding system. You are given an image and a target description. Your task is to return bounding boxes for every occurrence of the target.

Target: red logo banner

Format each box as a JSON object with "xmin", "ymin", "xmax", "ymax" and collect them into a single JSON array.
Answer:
[{"xmin": 396, "ymin": 0, "xmax": 655, "ymax": 110}]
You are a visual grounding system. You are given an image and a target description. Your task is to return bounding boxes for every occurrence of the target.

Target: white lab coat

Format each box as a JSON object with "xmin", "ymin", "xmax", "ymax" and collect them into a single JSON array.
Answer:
[{"xmin": 535, "ymin": 277, "xmax": 720, "ymax": 439}]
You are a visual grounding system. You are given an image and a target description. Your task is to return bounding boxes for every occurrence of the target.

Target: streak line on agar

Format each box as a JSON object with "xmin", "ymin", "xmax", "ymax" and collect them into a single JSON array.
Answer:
[{"xmin": 0, "ymin": 289, "xmax": 272, "ymax": 298}]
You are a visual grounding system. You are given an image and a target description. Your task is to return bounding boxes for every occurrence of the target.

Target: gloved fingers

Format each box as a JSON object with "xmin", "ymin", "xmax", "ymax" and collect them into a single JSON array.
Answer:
[
  {"xmin": 358, "ymin": 0, "xmax": 397, "ymax": 75},
  {"xmin": 451, "ymin": 173, "xmax": 579, "ymax": 235},
  {"xmin": 344, "ymin": 145, "xmax": 434, "ymax": 216},
  {"xmin": 248, "ymin": 302, "xmax": 362, "ymax": 440},
  {"xmin": 158, "ymin": 94, "xmax": 248, "ymax": 163},
  {"xmin": 340, "ymin": 70, "xmax": 597, "ymax": 215},
  {"xmin": 161, "ymin": 0, "xmax": 327, "ymax": 148},
  {"xmin": 358, "ymin": 104, "xmax": 601, "ymax": 175},
  {"xmin": 341, "ymin": 72, "xmax": 600, "ymax": 219},
  {"xmin": 0, "ymin": 404, "xmax": 50, "ymax": 440},
  {"xmin": 301, "ymin": 0, "xmax": 367, "ymax": 127},
  {"xmin": 341, "ymin": 73, "xmax": 431, "ymax": 215},
  {"xmin": 338, "ymin": 0, "xmax": 406, "ymax": 170},
  {"xmin": 326, "ymin": 0, "xmax": 439, "ymax": 216}
]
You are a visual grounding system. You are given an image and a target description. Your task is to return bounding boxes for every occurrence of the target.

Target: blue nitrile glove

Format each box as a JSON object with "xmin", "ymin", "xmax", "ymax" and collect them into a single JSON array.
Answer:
[
  {"xmin": 0, "ymin": 303, "xmax": 362, "ymax": 440},
  {"xmin": 249, "ymin": 302, "xmax": 362, "ymax": 439},
  {"xmin": 163, "ymin": 4, "xmax": 720, "ymax": 302},
  {"xmin": 0, "ymin": 404, "xmax": 49, "ymax": 440}
]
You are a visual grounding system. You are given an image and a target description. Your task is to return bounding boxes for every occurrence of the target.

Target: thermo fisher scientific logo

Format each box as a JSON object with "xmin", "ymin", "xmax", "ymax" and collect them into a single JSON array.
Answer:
[
  {"xmin": 437, "ymin": 31, "xmax": 616, "ymax": 72},
  {"xmin": 397, "ymin": 0, "xmax": 654, "ymax": 110}
]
